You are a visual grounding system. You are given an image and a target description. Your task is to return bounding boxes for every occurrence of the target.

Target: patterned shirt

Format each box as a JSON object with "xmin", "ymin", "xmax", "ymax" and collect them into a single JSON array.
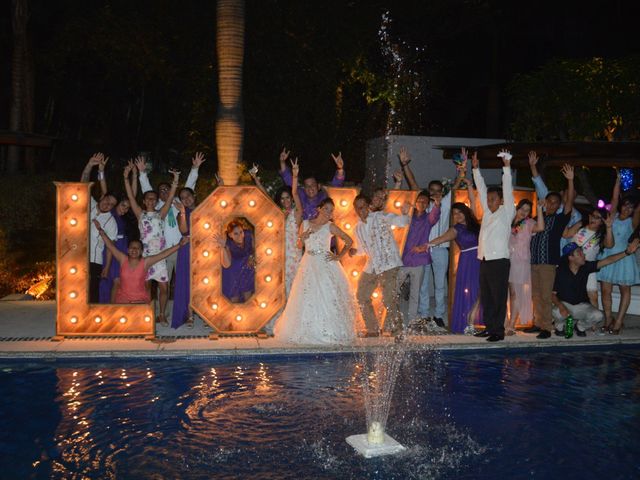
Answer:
[
  {"xmin": 354, "ymin": 211, "xmax": 409, "ymax": 274},
  {"xmin": 530, "ymin": 211, "xmax": 572, "ymax": 265}
]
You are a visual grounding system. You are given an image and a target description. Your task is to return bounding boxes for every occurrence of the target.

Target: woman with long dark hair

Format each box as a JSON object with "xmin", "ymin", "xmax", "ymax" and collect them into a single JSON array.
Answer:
[
  {"xmin": 507, "ymin": 199, "xmax": 545, "ymax": 334},
  {"xmin": 427, "ymin": 202, "xmax": 482, "ymax": 333}
]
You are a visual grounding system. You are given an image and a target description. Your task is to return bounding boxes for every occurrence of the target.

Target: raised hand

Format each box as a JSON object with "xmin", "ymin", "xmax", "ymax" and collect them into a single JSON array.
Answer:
[
  {"xmin": 460, "ymin": 147, "xmax": 468, "ymax": 162},
  {"xmin": 291, "ymin": 157, "xmax": 300, "ymax": 177},
  {"xmin": 174, "ymin": 198, "xmax": 186, "ymax": 214},
  {"xmin": 97, "ymin": 154, "xmax": 109, "ymax": 171},
  {"xmin": 192, "ymin": 152, "xmax": 206, "ymax": 168},
  {"xmin": 280, "ymin": 147, "xmax": 290, "ymax": 164},
  {"xmin": 212, "ymin": 233, "xmax": 227, "ymax": 248},
  {"xmin": 331, "ymin": 152, "xmax": 344, "ymax": 170},
  {"xmin": 497, "ymin": 149, "xmax": 512, "ymax": 165},
  {"xmin": 134, "ymin": 156, "xmax": 147, "ymax": 173},
  {"xmin": 123, "ymin": 163, "xmax": 133, "ymax": 178},
  {"xmin": 471, "ymin": 151, "xmax": 479, "ymax": 169},
  {"xmin": 214, "ymin": 173, "xmax": 224, "ymax": 186},
  {"xmin": 398, "ymin": 146, "xmax": 411, "ymax": 166},
  {"xmin": 604, "ymin": 212, "xmax": 614, "ymax": 228},
  {"xmin": 88, "ymin": 153, "xmax": 103, "ymax": 167},
  {"xmin": 248, "ymin": 163, "xmax": 259, "ymax": 178},
  {"xmin": 560, "ymin": 163, "xmax": 574, "ymax": 180},
  {"xmin": 392, "ymin": 169, "xmax": 403, "ymax": 184},
  {"xmin": 168, "ymin": 168, "xmax": 181, "ymax": 183},
  {"xmin": 528, "ymin": 151, "xmax": 538, "ymax": 167}
]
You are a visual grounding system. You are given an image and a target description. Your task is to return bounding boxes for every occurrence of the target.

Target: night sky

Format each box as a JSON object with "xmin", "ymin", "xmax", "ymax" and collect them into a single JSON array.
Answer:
[{"xmin": 1, "ymin": 0, "xmax": 639, "ymax": 181}]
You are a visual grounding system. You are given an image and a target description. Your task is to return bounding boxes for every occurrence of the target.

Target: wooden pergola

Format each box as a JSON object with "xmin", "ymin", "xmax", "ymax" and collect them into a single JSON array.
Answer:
[{"xmin": 437, "ymin": 141, "xmax": 640, "ymax": 169}]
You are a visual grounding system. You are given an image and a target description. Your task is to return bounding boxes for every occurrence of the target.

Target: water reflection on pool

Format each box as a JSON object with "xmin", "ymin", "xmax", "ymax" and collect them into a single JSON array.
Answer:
[{"xmin": 1, "ymin": 347, "xmax": 639, "ymax": 479}]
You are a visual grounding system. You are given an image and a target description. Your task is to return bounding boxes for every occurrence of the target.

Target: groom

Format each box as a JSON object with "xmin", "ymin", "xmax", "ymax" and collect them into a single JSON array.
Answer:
[{"xmin": 350, "ymin": 194, "xmax": 410, "ymax": 336}]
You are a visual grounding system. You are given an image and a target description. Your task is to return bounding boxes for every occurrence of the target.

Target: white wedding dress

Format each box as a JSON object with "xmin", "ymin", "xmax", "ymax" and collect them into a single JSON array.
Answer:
[{"xmin": 275, "ymin": 220, "xmax": 358, "ymax": 345}]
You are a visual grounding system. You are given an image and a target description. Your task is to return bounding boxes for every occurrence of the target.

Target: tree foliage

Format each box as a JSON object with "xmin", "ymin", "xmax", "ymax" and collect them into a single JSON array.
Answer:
[{"xmin": 508, "ymin": 56, "xmax": 640, "ymax": 141}]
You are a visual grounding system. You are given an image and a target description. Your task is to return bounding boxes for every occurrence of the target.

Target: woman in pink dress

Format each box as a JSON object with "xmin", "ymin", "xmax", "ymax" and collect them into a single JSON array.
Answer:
[
  {"xmin": 506, "ymin": 199, "xmax": 544, "ymax": 335},
  {"xmin": 94, "ymin": 220, "xmax": 188, "ymax": 304}
]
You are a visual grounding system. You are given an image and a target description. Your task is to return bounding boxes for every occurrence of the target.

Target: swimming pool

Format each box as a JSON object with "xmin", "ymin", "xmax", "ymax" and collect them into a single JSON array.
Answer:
[{"xmin": 1, "ymin": 347, "xmax": 639, "ymax": 479}]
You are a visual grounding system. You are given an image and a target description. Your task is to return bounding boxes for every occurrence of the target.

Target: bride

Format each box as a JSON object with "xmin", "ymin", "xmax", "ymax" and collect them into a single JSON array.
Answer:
[{"xmin": 275, "ymin": 198, "xmax": 359, "ymax": 345}]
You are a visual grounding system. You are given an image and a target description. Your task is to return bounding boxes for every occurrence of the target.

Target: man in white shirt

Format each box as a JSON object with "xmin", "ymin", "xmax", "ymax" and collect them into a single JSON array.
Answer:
[
  {"xmin": 136, "ymin": 153, "xmax": 203, "ymax": 282},
  {"xmin": 80, "ymin": 155, "xmax": 118, "ymax": 303},
  {"xmin": 472, "ymin": 150, "xmax": 515, "ymax": 342},
  {"xmin": 350, "ymin": 194, "xmax": 410, "ymax": 336}
]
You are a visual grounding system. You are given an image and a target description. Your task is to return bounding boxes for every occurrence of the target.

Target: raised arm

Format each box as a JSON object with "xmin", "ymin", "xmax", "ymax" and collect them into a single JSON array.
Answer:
[
  {"xmin": 175, "ymin": 200, "xmax": 188, "ymax": 235},
  {"xmin": 330, "ymin": 152, "xmax": 345, "ymax": 186},
  {"xmin": 500, "ymin": 150, "xmax": 515, "ymax": 219},
  {"xmin": 279, "ymin": 147, "xmax": 293, "ymax": 186},
  {"xmin": 93, "ymin": 219, "xmax": 127, "ymax": 265},
  {"xmin": 123, "ymin": 164, "xmax": 143, "ymax": 219},
  {"xmin": 159, "ymin": 169, "xmax": 180, "ymax": 220},
  {"xmin": 529, "ymin": 151, "xmax": 549, "ymax": 202},
  {"xmin": 80, "ymin": 153, "xmax": 101, "ymax": 182},
  {"xmin": 248, "ymin": 163, "xmax": 269, "ymax": 196},
  {"xmin": 145, "ymin": 237, "xmax": 189, "ymax": 270},
  {"xmin": 603, "ymin": 212, "xmax": 614, "ymax": 248},
  {"xmin": 185, "ymin": 152, "xmax": 204, "ymax": 190},
  {"xmin": 399, "ymin": 146, "xmax": 419, "ymax": 190},
  {"xmin": 328, "ymin": 223, "xmax": 353, "ymax": 260},
  {"xmin": 129, "ymin": 160, "xmax": 138, "ymax": 198},
  {"xmin": 609, "ymin": 170, "xmax": 621, "ymax": 217},
  {"xmin": 560, "ymin": 164, "xmax": 575, "ymax": 215},
  {"xmin": 533, "ymin": 202, "xmax": 545, "ymax": 233},
  {"xmin": 135, "ymin": 156, "xmax": 153, "ymax": 194},
  {"xmin": 96, "ymin": 153, "xmax": 109, "ymax": 198},
  {"xmin": 291, "ymin": 158, "xmax": 303, "ymax": 227},
  {"xmin": 213, "ymin": 234, "xmax": 232, "ymax": 268},
  {"xmin": 471, "ymin": 153, "xmax": 489, "ymax": 213},
  {"xmin": 392, "ymin": 170, "xmax": 403, "ymax": 189}
]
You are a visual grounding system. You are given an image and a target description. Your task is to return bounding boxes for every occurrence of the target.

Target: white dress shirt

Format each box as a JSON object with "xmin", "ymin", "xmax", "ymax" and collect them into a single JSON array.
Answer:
[
  {"xmin": 472, "ymin": 166, "xmax": 515, "ymax": 261},
  {"xmin": 89, "ymin": 198, "xmax": 118, "ymax": 265},
  {"xmin": 139, "ymin": 168, "xmax": 198, "ymax": 247},
  {"xmin": 354, "ymin": 211, "xmax": 410, "ymax": 274}
]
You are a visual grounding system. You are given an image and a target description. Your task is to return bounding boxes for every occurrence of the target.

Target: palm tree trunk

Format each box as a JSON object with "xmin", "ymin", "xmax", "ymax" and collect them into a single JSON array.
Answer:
[{"xmin": 216, "ymin": 0, "xmax": 245, "ymax": 186}]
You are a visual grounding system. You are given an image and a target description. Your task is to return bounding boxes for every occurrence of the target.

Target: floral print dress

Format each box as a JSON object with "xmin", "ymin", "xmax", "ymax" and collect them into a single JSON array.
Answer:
[{"xmin": 140, "ymin": 210, "xmax": 169, "ymax": 282}]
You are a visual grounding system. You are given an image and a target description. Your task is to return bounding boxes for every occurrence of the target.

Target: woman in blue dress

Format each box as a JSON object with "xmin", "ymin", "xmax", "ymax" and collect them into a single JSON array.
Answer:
[{"xmin": 598, "ymin": 180, "xmax": 640, "ymax": 334}]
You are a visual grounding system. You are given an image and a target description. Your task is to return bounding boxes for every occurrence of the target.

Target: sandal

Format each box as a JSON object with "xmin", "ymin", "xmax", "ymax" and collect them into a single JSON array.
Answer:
[
  {"xmin": 157, "ymin": 314, "xmax": 169, "ymax": 327},
  {"xmin": 610, "ymin": 319, "xmax": 624, "ymax": 335}
]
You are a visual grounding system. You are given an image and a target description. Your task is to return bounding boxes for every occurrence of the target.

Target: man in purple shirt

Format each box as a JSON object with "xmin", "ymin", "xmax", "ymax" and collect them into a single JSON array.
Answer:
[
  {"xmin": 279, "ymin": 147, "xmax": 346, "ymax": 220},
  {"xmin": 397, "ymin": 190, "xmax": 441, "ymax": 327}
]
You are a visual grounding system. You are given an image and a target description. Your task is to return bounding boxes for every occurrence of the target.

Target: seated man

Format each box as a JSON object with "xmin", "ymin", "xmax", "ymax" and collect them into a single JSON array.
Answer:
[{"xmin": 552, "ymin": 238, "xmax": 639, "ymax": 336}]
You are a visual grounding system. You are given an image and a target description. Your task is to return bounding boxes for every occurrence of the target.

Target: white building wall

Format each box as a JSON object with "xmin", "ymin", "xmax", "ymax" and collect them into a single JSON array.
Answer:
[{"xmin": 364, "ymin": 135, "xmax": 509, "ymax": 192}]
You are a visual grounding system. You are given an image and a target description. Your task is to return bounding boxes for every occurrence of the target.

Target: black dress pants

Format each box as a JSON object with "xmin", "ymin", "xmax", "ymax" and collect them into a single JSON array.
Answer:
[
  {"xmin": 479, "ymin": 258, "xmax": 510, "ymax": 336},
  {"xmin": 89, "ymin": 262, "xmax": 102, "ymax": 303}
]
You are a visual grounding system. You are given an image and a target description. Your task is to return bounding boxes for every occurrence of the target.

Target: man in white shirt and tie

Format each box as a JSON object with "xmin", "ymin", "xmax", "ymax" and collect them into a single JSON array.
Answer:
[
  {"xmin": 472, "ymin": 150, "xmax": 515, "ymax": 342},
  {"xmin": 350, "ymin": 194, "xmax": 410, "ymax": 336}
]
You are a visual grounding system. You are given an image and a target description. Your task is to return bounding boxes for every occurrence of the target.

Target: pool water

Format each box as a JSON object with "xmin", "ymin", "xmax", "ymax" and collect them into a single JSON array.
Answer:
[{"xmin": 1, "ymin": 347, "xmax": 639, "ymax": 479}]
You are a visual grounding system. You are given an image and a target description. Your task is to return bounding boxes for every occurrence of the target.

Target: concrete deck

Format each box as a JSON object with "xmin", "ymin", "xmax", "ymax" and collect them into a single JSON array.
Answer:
[{"xmin": 0, "ymin": 300, "xmax": 639, "ymax": 359}]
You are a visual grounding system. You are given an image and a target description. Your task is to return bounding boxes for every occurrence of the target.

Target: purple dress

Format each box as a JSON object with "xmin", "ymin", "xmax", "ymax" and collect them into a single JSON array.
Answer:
[
  {"xmin": 98, "ymin": 210, "xmax": 128, "ymax": 303},
  {"xmin": 450, "ymin": 223, "xmax": 483, "ymax": 333},
  {"xmin": 222, "ymin": 229, "xmax": 256, "ymax": 301},
  {"xmin": 171, "ymin": 208, "xmax": 191, "ymax": 328}
]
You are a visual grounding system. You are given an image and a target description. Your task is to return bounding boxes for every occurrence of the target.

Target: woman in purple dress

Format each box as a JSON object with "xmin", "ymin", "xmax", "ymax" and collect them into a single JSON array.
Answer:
[
  {"xmin": 214, "ymin": 219, "xmax": 256, "ymax": 303},
  {"xmin": 427, "ymin": 202, "xmax": 482, "ymax": 333},
  {"xmin": 171, "ymin": 188, "xmax": 195, "ymax": 328}
]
